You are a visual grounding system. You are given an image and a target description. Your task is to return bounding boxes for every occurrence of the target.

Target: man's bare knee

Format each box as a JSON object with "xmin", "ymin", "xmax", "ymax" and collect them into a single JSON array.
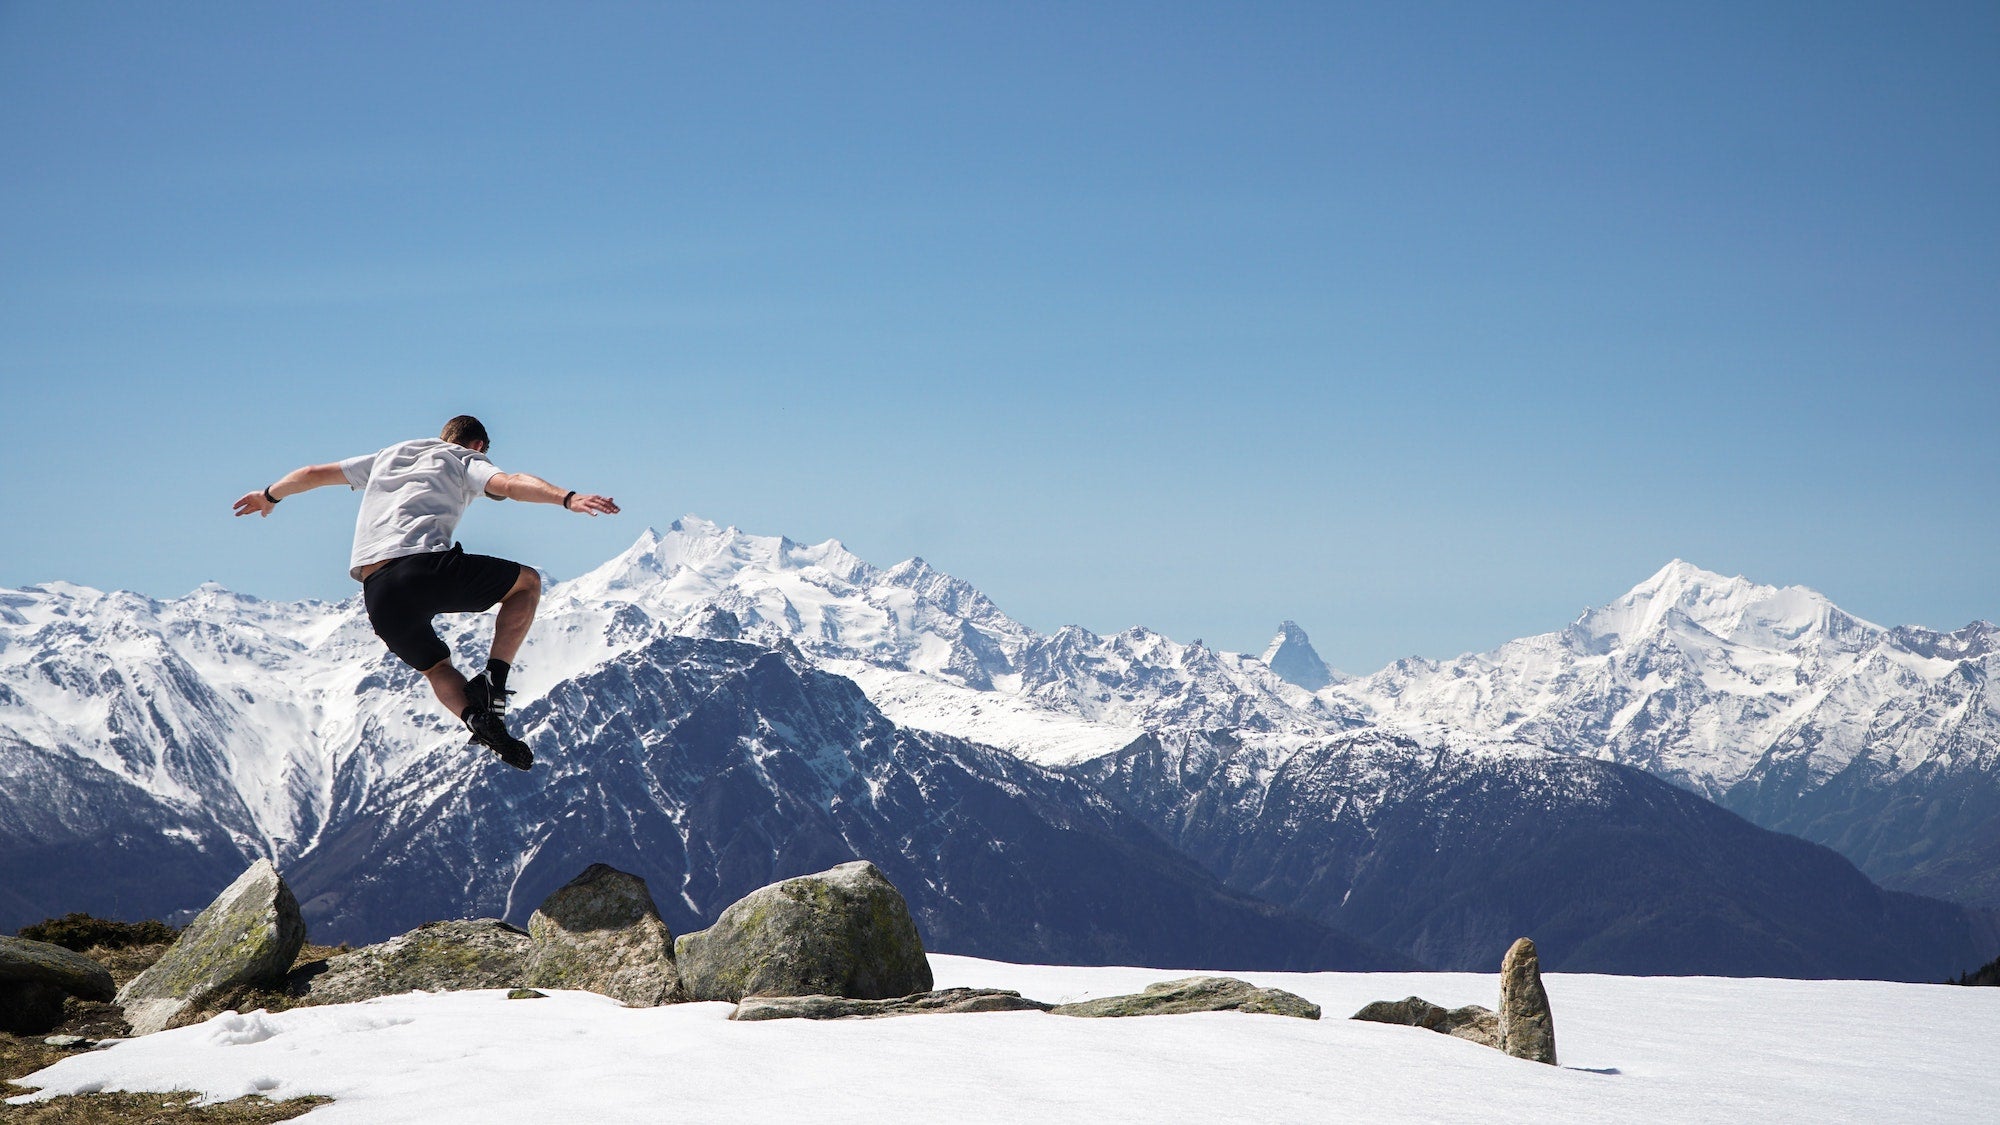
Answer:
[{"xmin": 507, "ymin": 567, "xmax": 542, "ymax": 601}]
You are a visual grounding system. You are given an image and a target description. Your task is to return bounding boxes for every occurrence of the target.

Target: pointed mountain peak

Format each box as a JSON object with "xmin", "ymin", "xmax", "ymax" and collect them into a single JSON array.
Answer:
[
  {"xmin": 1262, "ymin": 620, "xmax": 1333, "ymax": 691},
  {"xmin": 1578, "ymin": 561, "xmax": 1879, "ymax": 652}
]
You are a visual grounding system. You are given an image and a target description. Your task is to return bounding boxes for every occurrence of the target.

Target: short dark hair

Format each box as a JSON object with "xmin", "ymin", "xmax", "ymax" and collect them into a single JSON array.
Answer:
[{"xmin": 441, "ymin": 415, "xmax": 489, "ymax": 448}]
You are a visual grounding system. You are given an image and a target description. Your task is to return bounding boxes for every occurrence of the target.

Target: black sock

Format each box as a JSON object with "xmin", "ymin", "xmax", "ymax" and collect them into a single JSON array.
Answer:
[
  {"xmin": 460, "ymin": 704, "xmax": 479, "ymax": 724},
  {"xmin": 486, "ymin": 658, "xmax": 510, "ymax": 693}
]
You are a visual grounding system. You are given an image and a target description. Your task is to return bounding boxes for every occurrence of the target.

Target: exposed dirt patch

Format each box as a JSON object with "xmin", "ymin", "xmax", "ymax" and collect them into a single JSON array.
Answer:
[
  {"xmin": 0, "ymin": 1089, "xmax": 331, "ymax": 1123},
  {"xmin": 3, "ymin": 941, "xmax": 344, "ymax": 1121}
]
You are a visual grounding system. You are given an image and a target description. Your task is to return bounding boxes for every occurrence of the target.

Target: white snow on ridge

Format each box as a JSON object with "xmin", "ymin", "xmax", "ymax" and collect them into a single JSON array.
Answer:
[
  {"xmin": 826, "ymin": 661, "xmax": 1143, "ymax": 767},
  {"xmin": 3, "ymin": 517, "xmax": 1992, "ymax": 859},
  {"xmin": 10, "ymin": 957, "xmax": 1997, "ymax": 1123}
]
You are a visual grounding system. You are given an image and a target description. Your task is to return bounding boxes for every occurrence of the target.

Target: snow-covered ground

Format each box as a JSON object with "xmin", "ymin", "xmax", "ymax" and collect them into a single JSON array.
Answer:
[{"xmin": 11, "ymin": 956, "xmax": 1997, "ymax": 1123}]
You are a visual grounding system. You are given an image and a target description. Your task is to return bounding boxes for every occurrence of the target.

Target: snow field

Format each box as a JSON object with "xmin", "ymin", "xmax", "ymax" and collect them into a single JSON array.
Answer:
[{"xmin": 11, "ymin": 955, "xmax": 1997, "ymax": 1123}]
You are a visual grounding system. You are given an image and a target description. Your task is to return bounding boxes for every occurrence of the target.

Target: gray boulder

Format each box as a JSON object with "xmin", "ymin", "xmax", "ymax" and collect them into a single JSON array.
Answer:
[
  {"xmin": 0, "ymin": 934, "xmax": 116, "ymax": 1035},
  {"xmin": 1052, "ymin": 976, "xmax": 1320, "ymax": 1020},
  {"xmin": 116, "ymin": 859, "xmax": 306, "ymax": 1036},
  {"xmin": 731, "ymin": 988, "xmax": 1052, "ymax": 1021},
  {"xmin": 1351, "ymin": 995, "xmax": 1499, "ymax": 1049},
  {"xmin": 1499, "ymin": 936, "xmax": 1558, "ymax": 1065},
  {"xmin": 292, "ymin": 919, "xmax": 531, "ymax": 1006},
  {"xmin": 675, "ymin": 861, "xmax": 932, "ymax": 1003},
  {"xmin": 525, "ymin": 864, "xmax": 681, "ymax": 1007}
]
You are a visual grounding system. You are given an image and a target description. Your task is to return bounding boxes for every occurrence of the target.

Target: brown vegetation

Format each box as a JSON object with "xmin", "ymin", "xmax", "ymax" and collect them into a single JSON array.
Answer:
[{"xmin": 3, "ymin": 927, "xmax": 340, "ymax": 1122}]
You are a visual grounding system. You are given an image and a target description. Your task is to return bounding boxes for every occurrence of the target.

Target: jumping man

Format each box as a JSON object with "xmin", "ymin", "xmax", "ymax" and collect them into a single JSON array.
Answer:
[{"xmin": 233, "ymin": 415, "xmax": 618, "ymax": 770}]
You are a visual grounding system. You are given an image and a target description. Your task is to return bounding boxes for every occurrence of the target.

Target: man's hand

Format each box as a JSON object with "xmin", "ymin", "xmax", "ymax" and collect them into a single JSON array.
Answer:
[
  {"xmin": 567, "ymin": 493, "xmax": 620, "ymax": 516},
  {"xmin": 234, "ymin": 464, "xmax": 344, "ymax": 519},
  {"xmin": 233, "ymin": 490, "xmax": 277, "ymax": 519}
]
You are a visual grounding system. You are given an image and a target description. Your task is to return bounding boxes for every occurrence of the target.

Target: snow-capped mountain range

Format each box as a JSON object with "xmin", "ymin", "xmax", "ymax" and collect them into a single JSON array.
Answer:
[
  {"xmin": 2, "ymin": 517, "xmax": 1994, "ymax": 977},
  {"xmin": 1336, "ymin": 559, "xmax": 2000, "ymax": 905}
]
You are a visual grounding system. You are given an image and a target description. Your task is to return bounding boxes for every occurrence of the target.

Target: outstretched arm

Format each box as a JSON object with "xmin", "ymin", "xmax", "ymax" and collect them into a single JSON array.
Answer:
[
  {"xmin": 233, "ymin": 463, "xmax": 349, "ymax": 518},
  {"xmin": 487, "ymin": 472, "xmax": 620, "ymax": 516}
]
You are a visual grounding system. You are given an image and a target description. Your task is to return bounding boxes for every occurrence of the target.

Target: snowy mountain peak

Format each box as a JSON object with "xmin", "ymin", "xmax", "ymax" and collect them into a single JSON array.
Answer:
[
  {"xmin": 1574, "ymin": 560, "xmax": 1879, "ymax": 654},
  {"xmin": 1262, "ymin": 620, "xmax": 1335, "ymax": 690}
]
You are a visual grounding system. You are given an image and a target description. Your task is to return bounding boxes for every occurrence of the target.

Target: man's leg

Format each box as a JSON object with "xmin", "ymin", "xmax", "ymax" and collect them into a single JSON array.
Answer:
[
  {"xmin": 490, "ymin": 566, "xmax": 542, "ymax": 664},
  {"xmin": 421, "ymin": 660, "xmax": 471, "ymax": 718}
]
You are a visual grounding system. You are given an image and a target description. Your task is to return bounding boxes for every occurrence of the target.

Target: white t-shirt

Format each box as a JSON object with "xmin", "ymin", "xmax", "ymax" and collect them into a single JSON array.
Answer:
[{"xmin": 340, "ymin": 438, "xmax": 505, "ymax": 580}]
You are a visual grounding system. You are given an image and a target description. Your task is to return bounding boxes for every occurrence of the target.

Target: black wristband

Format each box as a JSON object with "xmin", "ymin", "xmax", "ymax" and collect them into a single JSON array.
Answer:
[
  {"xmin": 263, "ymin": 486, "xmax": 280, "ymax": 504},
  {"xmin": 562, "ymin": 490, "xmax": 576, "ymax": 511}
]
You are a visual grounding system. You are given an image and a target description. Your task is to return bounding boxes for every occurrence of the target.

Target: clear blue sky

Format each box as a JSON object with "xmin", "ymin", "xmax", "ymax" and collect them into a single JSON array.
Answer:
[{"xmin": 2, "ymin": 2, "xmax": 1995, "ymax": 671}]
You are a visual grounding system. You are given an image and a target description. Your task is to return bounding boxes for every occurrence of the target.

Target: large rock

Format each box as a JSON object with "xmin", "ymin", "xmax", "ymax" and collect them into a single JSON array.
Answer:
[
  {"xmin": 292, "ymin": 919, "xmax": 531, "ymax": 1006},
  {"xmin": 1499, "ymin": 937, "xmax": 1558, "ymax": 1065},
  {"xmin": 116, "ymin": 859, "xmax": 306, "ymax": 1036},
  {"xmin": 730, "ymin": 988, "xmax": 1052, "ymax": 1021},
  {"xmin": 674, "ymin": 861, "xmax": 932, "ymax": 1003},
  {"xmin": 0, "ymin": 934, "xmax": 116, "ymax": 1035},
  {"xmin": 0, "ymin": 935, "xmax": 116, "ymax": 1002},
  {"xmin": 1351, "ymin": 995, "xmax": 1499, "ymax": 1048},
  {"xmin": 525, "ymin": 864, "xmax": 681, "ymax": 1006},
  {"xmin": 1052, "ymin": 977, "xmax": 1320, "ymax": 1020}
]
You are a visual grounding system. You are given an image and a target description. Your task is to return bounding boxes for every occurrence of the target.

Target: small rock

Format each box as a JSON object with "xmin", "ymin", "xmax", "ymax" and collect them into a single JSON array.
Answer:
[
  {"xmin": 525, "ymin": 863, "xmax": 681, "ymax": 1006},
  {"xmin": 1499, "ymin": 937, "xmax": 1558, "ymax": 1065},
  {"xmin": 42, "ymin": 1034, "xmax": 91, "ymax": 1048},
  {"xmin": 730, "ymin": 988, "xmax": 1053, "ymax": 1021},
  {"xmin": 507, "ymin": 988, "xmax": 546, "ymax": 1000},
  {"xmin": 1052, "ymin": 977, "xmax": 1320, "ymax": 1020},
  {"xmin": 675, "ymin": 861, "xmax": 932, "ymax": 1003},
  {"xmin": 1439, "ymin": 1004, "xmax": 1501, "ymax": 1048},
  {"xmin": 116, "ymin": 859, "xmax": 307, "ymax": 1036},
  {"xmin": 1352, "ymin": 995, "xmax": 1447, "ymax": 1030},
  {"xmin": 292, "ymin": 919, "xmax": 532, "ymax": 1006},
  {"xmin": 1351, "ymin": 995, "xmax": 1499, "ymax": 1049}
]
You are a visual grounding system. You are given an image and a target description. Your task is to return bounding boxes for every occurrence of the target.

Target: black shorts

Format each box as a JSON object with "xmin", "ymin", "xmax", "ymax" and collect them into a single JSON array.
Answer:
[{"xmin": 361, "ymin": 545, "xmax": 523, "ymax": 670}]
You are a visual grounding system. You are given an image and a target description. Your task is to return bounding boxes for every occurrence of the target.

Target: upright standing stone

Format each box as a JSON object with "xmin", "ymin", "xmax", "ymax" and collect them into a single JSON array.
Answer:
[
  {"xmin": 525, "ymin": 863, "xmax": 682, "ymax": 1006},
  {"xmin": 115, "ymin": 859, "xmax": 306, "ymax": 1036},
  {"xmin": 675, "ymin": 861, "xmax": 931, "ymax": 1003},
  {"xmin": 1498, "ymin": 936, "xmax": 1557, "ymax": 1065}
]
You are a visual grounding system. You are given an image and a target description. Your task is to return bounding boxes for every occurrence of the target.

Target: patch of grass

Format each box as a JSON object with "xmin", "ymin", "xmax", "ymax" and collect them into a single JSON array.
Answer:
[{"xmin": 0, "ymin": 1089, "xmax": 331, "ymax": 1123}]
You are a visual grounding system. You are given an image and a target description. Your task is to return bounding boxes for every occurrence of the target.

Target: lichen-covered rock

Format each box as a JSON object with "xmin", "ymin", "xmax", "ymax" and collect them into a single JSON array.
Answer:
[
  {"xmin": 730, "ymin": 988, "xmax": 1052, "ymax": 1021},
  {"xmin": 674, "ymin": 861, "xmax": 932, "ymax": 1003},
  {"xmin": 1499, "ymin": 937, "xmax": 1558, "ymax": 1065},
  {"xmin": 293, "ymin": 919, "xmax": 532, "ymax": 1006},
  {"xmin": 1351, "ymin": 995, "xmax": 1499, "ymax": 1048},
  {"xmin": 116, "ymin": 859, "xmax": 306, "ymax": 1036},
  {"xmin": 1052, "ymin": 977, "xmax": 1320, "ymax": 1020},
  {"xmin": 525, "ymin": 864, "xmax": 681, "ymax": 1006}
]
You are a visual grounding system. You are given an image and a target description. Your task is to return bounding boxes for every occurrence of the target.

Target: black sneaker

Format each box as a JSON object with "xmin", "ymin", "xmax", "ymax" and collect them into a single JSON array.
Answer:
[
  {"xmin": 464, "ymin": 672, "xmax": 514, "ymax": 720},
  {"xmin": 463, "ymin": 703, "xmax": 534, "ymax": 770}
]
